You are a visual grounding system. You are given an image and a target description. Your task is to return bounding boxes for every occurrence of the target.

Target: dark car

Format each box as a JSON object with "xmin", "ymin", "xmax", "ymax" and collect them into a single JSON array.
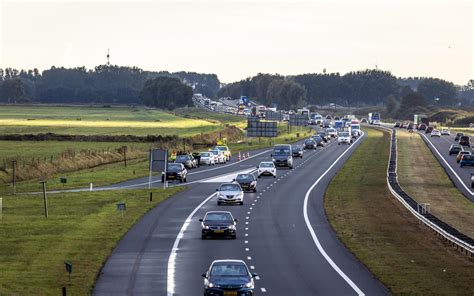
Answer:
[
  {"xmin": 200, "ymin": 211, "xmax": 237, "ymax": 239},
  {"xmin": 312, "ymin": 135, "xmax": 325, "ymax": 147},
  {"xmin": 202, "ymin": 260, "xmax": 257, "ymax": 295},
  {"xmin": 292, "ymin": 145, "xmax": 304, "ymax": 158},
  {"xmin": 163, "ymin": 163, "xmax": 187, "ymax": 183},
  {"xmin": 449, "ymin": 144, "xmax": 462, "ymax": 155},
  {"xmin": 304, "ymin": 139, "xmax": 316, "ymax": 149},
  {"xmin": 418, "ymin": 123, "xmax": 427, "ymax": 131},
  {"xmin": 425, "ymin": 126, "xmax": 434, "ymax": 134},
  {"xmin": 460, "ymin": 155, "xmax": 474, "ymax": 168},
  {"xmin": 459, "ymin": 135, "xmax": 471, "ymax": 147},
  {"xmin": 317, "ymin": 131, "xmax": 329, "ymax": 142},
  {"xmin": 454, "ymin": 132, "xmax": 464, "ymax": 141},
  {"xmin": 394, "ymin": 122, "xmax": 400, "ymax": 128},
  {"xmin": 234, "ymin": 173, "xmax": 257, "ymax": 192},
  {"xmin": 175, "ymin": 154, "xmax": 197, "ymax": 169}
]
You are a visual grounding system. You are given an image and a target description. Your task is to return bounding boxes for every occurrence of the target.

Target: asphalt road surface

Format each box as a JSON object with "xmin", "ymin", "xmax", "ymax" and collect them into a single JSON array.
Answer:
[
  {"xmin": 419, "ymin": 132, "xmax": 474, "ymax": 201},
  {"xmin": 94, "ymin": 132, "xmax": 388, "ymax": 296}
]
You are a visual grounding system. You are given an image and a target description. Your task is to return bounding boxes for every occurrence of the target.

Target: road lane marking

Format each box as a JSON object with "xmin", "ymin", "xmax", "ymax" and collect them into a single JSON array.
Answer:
[
  {"xmin": 166, "ymin": 192, "xmax": 217, "ymax": 296},
  {"xmin": 303, "ymin": 132, "xmax": 366, "ymax": 296},
  {"xmin": 261, "ymin": 288, "xmax": 267, "ymax": 293},
  {"xmin": 247, "ymin": 256, "xmax": 252, "ymax": 260},
  {"xmin": 245, "ymin": 248, "xmax": 250, "ymax": 251},
  {"xmin": 250, "ymin": 265, "xmax": 255, "ymax": 269}
]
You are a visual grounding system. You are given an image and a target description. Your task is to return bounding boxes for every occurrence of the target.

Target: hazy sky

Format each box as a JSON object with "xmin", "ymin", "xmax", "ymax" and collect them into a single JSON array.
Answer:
[{"xmin": 1, "ymin": 0, "xmax": 472, "ymax": 84}]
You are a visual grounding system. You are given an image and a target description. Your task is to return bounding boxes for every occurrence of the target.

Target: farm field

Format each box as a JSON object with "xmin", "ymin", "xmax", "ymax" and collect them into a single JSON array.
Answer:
[{"xmin": 0, "ymin": 105, "xmax": 227, "ymax": 136}]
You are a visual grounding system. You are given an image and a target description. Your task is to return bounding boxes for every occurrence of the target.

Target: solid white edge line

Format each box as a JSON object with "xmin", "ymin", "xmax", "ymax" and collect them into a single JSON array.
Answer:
[
  {"xmin": 420, "ymin": 133, "xmax": 474, "ymax": 195},
  {"xmin": 303, "ymin": 131, "xmax": 365, "ymax": 296},
  {"xmin": 166, "ymin": 192, "xmax": 216, "ymax": 296}
]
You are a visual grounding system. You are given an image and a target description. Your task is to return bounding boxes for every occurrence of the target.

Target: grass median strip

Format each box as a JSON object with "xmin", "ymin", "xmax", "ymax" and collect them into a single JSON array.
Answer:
[
  {"xmin": 397, "ymin": 130, "xmax": 474, "ymax": 237},
  {"xmin": 325, "ymin": 128, "xmax": 474, "ymax": 295},
  {"xmin": 0, "ymin": 187, "xmax": 184, "ymax": 295}
]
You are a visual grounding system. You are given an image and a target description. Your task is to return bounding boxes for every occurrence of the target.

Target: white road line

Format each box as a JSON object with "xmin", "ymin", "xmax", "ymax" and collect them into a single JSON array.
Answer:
[
  {"xmin": 245, "ymin": 233, "xmax": 249, "ymax": 237},
  {"xmin": 250, "ymin": 265, "xmax": 255, "ymax": 270},
  {"xmin": 247, "ymin": 256, "xmax": 252, "ymax": 260},
  {"xmin": 247, "ymin": 212, "xmax": 251, "ymax": 214},
  {"xmin": 245, "ymin": 248, "xmax": 250, "ymax": 251},
  {"xmin": 166, "ymin": 192, "xmax": 216, "ymax": 296},
  {"xmin": 245, "ymin": 227, "xmax": 249, "ymax": 230},
  {"xmin": 261, "ymin": 288, "xmax": 267, "ymax": 293},
  {"xmin": 303, "ymin": 132, "xmax": 366, "ymax": 296},
  {"xmin": 420, "ymin": 133, "xmax": 473, "ymax": 195},
  {"xmin": 255, "ymin": 276, "xmax": 261, "ymax": 280},
  {"xmin": 245, "ymin": 221, "xmax": 249, "ymax": 224},
  {"xmin": 244, "ymin": 240, "xmax": 249, "ymax": 244}
]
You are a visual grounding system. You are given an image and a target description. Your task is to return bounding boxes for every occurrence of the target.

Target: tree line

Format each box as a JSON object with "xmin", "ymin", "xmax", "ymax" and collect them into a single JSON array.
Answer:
[
  {"xmin": 0, "ymin": 65, "xmax": 220, "ymax": 105},
  {"xmin": 218, "ymin": 70, "xmax": 471, "ymax": 110}
]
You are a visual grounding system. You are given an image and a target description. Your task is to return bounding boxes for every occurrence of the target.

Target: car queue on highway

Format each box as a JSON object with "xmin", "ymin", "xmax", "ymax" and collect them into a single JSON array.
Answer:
[
  {"xmin": 190, "ymin": 116, "xmax": 364, "ymax": 295},
  {"xmin": 394, "ymin": 121, "xmax": 474, "ymax": 190}
]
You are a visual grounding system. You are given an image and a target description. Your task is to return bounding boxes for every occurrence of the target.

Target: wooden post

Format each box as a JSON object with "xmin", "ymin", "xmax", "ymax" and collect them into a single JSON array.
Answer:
[{"xmin": 40, "ymin": 181, "xmax": 48, "ymax": 218}]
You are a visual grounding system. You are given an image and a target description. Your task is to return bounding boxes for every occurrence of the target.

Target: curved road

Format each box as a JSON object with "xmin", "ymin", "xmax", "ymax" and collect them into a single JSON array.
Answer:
[{"xmin": 94, "ymin": 132, "xmax": 388, "ymax": 295}]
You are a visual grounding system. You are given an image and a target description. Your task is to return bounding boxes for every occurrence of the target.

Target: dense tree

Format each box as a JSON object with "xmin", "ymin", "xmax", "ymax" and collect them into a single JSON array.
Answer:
[
  {"xmin": 0, "ymin": 78, "xmax": 25, "ymax": 103},
  {"xmin": 417, "ymin": 78, "xmax": 457, "ymax": 106},
  {"xmin": 0, "ymin": 66, "xmax": 219, "ymax": 105},
  {"xmin": 386, "ymin": 95, "xmax": 399, "ymax": 117},
  {"xmin": 140, "ymin": 76, "xmax": 193, "ymax": 110}
]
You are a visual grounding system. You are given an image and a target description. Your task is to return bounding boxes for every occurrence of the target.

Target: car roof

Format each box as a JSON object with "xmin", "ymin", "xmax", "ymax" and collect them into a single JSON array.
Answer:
[
  {"xmin": 205, "ymin": 211, "xmax": 232, "ymax": 215},
  {"xmin": 212, "ymin": 259, "xmax": 246, "ymax": 264}
]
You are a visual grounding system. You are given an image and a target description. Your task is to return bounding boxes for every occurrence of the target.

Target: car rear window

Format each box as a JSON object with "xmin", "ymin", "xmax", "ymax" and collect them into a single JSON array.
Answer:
[
  {"xmin": 205, "ymin": 212, "xmax": 233, "ymax": 222},
  {"xmin": 211, "ymin": 263, "xmax": 248, "ymax": 276}
]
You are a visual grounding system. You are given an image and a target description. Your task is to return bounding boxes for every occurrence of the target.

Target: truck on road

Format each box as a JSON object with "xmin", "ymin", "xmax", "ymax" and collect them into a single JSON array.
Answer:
[{"xmin": 368, "ymin": 112, "xmax": 381, "ymax": 125}]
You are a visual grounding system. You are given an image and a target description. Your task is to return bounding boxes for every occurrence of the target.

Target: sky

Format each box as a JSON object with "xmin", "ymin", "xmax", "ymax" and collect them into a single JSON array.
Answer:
[{"xmin": 0, "ymin": 0, "xmax": 472, "ymax": 85}]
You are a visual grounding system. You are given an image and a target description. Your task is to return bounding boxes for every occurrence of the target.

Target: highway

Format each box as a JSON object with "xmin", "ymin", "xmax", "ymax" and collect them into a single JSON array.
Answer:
[
  {"xmin": 94, "ymin": 132, "xmax": 389, "ymax": 295},
  {"xmin": 419, "ymin": 132, "xmax": 474, "ymax": 201}
]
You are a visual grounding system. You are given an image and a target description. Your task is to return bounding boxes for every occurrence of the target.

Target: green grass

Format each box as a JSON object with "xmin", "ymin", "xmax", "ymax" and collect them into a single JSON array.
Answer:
[
  {"xmin": 397, "ymin": 130, "xmax": 474, "ymax": 237},
  {"xmin": 0, "ymin": 105, "xmax": 223, "ymax": 136},
  {"xmin": 0, "ymin": 187, "xmax": 184, "ymax": 295},
  {"xmin": 325, "ymin": 128, "xmax": 474, "ymax": 295}
]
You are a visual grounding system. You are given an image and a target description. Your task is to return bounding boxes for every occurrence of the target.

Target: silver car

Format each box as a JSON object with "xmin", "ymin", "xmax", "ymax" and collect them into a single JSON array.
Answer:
[
  {"xmin": 216, "ymin": 183, "xmax": 244, "ymax": 205},
  {"xmin": 199, "ymin": 152, "xmax": 215, "ymax": 166}
]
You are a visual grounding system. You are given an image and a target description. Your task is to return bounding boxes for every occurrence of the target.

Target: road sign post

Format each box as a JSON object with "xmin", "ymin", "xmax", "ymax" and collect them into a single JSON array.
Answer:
[{"xmin": 149, "ymin": 149, "xmax": 168, "ymax": 189}]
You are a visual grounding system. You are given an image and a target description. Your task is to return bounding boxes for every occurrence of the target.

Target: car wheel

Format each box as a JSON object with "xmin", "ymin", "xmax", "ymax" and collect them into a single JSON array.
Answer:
[
  {"xmin": 240, "ymin": 201, "xmax": 244, "ymax": 205},
  {"xmin": 161, "ymin": 175, "xmax": 165, "ymax": 183},
  {"xmin": 258, "ymin": 175, "xmax": 261, "ymax": 178},
  {"xmin": 201, "ymin": 234, "xmax": 206, "ymax": 240},
  {"xmin": 184, "ymin": 178, "xmax": 187, "ymax": 183},
  {"xmin": 231, "ymin": 234, "xmax": 236, "ymax": 239},
  {"xmin": 217, "ymin": 201, "xmax": 222, "ymax": 206},
  {"xmin": 290, "ymin": 166, "xmax": 293, "ymax": 170},
  {"xmin": 253, "ymin": 188, "xmax": 257, "ymax": 193},
  {"xmin": 180, "ymin": 179, "xmax": 184, "ymax": 183},
  {"xmin": 273, "ymin": 175, "xmax": 276, "ymax": 178},
  {"xmin": 338, "ymin": 143, "xmax": 340, "ymax": 145}
]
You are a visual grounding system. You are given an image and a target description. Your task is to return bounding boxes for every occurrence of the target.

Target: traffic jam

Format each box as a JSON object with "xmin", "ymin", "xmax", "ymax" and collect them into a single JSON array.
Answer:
[{"xmin": 164, "ymin": 113, "xmax": 364, "ymax": 295}]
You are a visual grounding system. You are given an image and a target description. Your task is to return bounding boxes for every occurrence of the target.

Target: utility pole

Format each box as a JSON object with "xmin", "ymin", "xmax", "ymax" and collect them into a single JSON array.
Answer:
[
  {"xmin": 12, "ymin": 160, "xmax": 17, "ymax": 195},
  {"xmin": 123, "ymin": 146, "xmax": 127, "ymax": 168},
  {"xmin": 40, "ymin": 181, "xmax": 48, "ymax": 218}
]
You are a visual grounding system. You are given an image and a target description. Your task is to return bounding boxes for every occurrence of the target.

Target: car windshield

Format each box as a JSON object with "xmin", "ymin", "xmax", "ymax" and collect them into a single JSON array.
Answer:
[
  {"xmin": 215, "ymin": 146, "xmax": 228, "ymax": 151},
  {"xmin": 175, "ymin": 155, "xmax": 188, "ymax": 161},
  {"xmin": 205, "ymin": 212, "xmax": 233, "ymax": 222},
  {"xmin": 339, "ymin": 132, "xmax": 349, "ymax": 137},
  {"xmin": 352, "ymin": 125, "xmax": 360, "ymax": 130},
  {"xmin": 200, "ymin": 152, "xmax": 211, "ymax": 157},
  {"xmin": 305, "ymin": 140, "xmax": 315, "ymax": 144},
  {"xmin": 236, "ymin": 174, "xmax": 254, "ymax": 181},
  {"xmin": 260, "ymin": 162, "xmax": 274, "ymax": 168},
  {"xmin": 210, "ymin": 263, "xmax": 248, "ymax": 277},
  {"xmin": 210, "ymin": 150, "xmax": 219, "ymax": 155},
  {"xmin": 168, "ymin": 164, "xmax": 182, "ymax": 170},
  {"xmin": 292, "ymin": 146, "xmax": 301, "ymax": 151},
  {"xmin": 273, "ymin": 147, "xmax": 290, "ymax": 155},
  {"xmin": 220, "ymin": 184, "xmax": 241, "ymax": 191},
  {"xmin": 463, "ymin": 155, "xmax": 473, "ymax": 160}
]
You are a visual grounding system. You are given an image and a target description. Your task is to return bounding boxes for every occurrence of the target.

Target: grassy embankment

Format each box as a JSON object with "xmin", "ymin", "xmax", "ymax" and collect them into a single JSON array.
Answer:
[
  {"xmin": 0, "ymin": 187, "xmax": 184, "ymax": 295},
  {"xmin": 325, "ymin": 128, "xmax": 473, "ymax": 295},
  {"xmin": 397, "ymin": 129, "xmax": 474, "ymax": 237}
]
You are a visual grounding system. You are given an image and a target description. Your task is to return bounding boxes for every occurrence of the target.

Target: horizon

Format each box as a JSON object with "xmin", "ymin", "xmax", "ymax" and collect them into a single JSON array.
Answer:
[{"xmin": 1, "ymin": 0, "xmax": 473, "ymax": 85}]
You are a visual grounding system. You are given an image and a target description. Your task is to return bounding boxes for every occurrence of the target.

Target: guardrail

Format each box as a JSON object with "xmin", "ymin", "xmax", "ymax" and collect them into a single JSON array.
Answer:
[{"xmin": 381, "ymin": 126, "xmax": 473, "ymax": 256}]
